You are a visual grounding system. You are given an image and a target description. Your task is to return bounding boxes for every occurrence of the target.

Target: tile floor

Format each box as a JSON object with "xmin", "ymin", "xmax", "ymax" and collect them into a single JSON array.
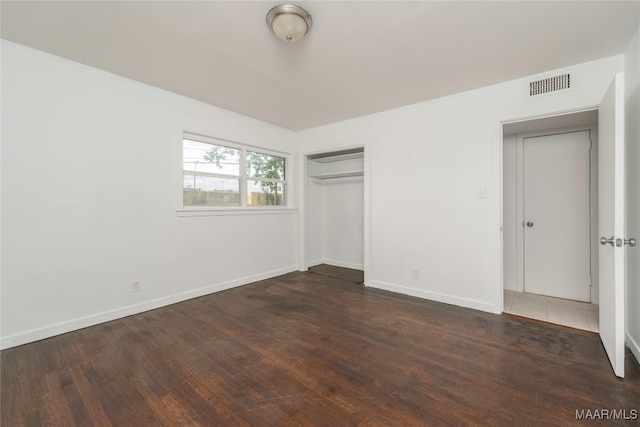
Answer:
[{"xmin": 503, "ymin": 290, "xmax": 599, "ymax": 333}]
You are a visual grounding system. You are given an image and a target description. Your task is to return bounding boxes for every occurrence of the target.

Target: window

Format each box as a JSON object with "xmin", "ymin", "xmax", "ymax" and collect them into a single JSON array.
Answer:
[
  {"xmin": 246, "ymin": 151, "xmax": 286, "ymax": 206},
  {"xmin": 181, "ymin": 133, "xmax": 289, "ymax": 209}
]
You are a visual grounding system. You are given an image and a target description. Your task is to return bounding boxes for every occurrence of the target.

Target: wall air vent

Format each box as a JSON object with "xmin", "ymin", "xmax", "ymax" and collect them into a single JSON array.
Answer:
[{"xmin": 529, "ymin": 73, "xmax": 571, "ymax": 96}]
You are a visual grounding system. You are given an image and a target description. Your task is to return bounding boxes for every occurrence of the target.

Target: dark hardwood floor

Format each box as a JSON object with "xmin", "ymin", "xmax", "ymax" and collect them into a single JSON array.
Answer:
[
  {"xmin": 308, "ymin": 264, "xmax": 364, "ymax": 285},
  {"xmin": 2, "ymin": 265, "xmax": 639, "ymax": 426}
]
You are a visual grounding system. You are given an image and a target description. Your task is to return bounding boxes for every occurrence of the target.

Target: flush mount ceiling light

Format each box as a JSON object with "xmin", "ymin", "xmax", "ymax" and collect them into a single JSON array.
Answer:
[{"xmin": 266, "ymin": 4, "xmax": 312, "ymax": 42}]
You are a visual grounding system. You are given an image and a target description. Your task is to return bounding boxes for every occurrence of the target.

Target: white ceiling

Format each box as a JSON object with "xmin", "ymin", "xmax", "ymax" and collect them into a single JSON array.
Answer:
[{"xmin": 2, "ymin": 1, "xmax": 639, "ymax": 131}]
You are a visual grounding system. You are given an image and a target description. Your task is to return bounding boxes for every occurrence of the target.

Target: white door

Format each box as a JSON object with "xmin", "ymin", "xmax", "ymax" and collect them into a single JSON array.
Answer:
[
  {"xmin": 598, "ymin": 73, "xmax": 625, "ymax": 378},
  {"xmin": 523, "ymin": 131, "xmax": 592, "ymax": 302}
]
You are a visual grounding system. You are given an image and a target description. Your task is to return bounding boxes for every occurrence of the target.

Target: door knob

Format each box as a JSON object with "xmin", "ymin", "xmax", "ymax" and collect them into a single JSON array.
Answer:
[
  {"xmin": 526, "ymin": 221, "xmax": 534, "ymax": 228},
  {"xmin": 600, "ymin": 236, "xmax": 636, "ymax": 247},
  {"xmin": 600, "ymin": 236, "xmax": 615, "ymax": 246}
]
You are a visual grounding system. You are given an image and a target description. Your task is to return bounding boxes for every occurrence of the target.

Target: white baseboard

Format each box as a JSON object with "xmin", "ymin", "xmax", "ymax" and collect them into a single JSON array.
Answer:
[
  {"xmin": 323, "ymin": 259, "xmax": 364, "ymax": 271},
  {"xmin": 366, "ymin": 280, "xmax": 494, "ymax": 314},
  {"xmin": 626, "ymin": 332, "xmax": 640, "ymax": 365},
  {"xmin": 0, "ymin": 265, "xmax": 298, "ymax": 350},
  {"xmin": 307, "ymin": 259, "xmax": 325, "ymax": 268},
  {"xmin": 307, "ymin": 259, "xmax": 364, "ymax": 271}
]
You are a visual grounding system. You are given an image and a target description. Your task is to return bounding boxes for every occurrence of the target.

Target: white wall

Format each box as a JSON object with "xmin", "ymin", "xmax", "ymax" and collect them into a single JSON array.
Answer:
[
  {"xmin": 307, "ymin": 179, "xmax": 364, "ymax": 270},
  {"xmin": 300, "ymin": 55, "xmax": 624, "ymax": 313},
  {"xmin": 502, "ymin": 134, "xmax": 517, "ymax": 291},
  {"xmin": 625, "ymin": 27, "xmax": 640, "ymax": 362},
  {"xmin": 323, "ymin": 180, "xmax": 364, "ymax": 270},
  {"xmin": 0, "ymin": 41, "xmax": 298, "ymax": 349},
  {"xmin": 306, "ymin": 180, "xmax": 325, "ymax": 266}
]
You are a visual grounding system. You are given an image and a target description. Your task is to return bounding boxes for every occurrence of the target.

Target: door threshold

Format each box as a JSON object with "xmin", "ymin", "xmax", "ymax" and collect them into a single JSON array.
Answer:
[{"xmin": 502, "ymin": 312, "xmax": 598, "ymax": 335}]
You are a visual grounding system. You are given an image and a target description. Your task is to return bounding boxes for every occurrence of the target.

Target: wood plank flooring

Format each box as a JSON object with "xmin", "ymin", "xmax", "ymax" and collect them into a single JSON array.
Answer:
[
  {"xmin": 308, "ymin": 264, "xmax": 364, "ymax": 285},
  {"xmin": 2, "ymin": 266, "xmax": 639, "ymax": 426}
]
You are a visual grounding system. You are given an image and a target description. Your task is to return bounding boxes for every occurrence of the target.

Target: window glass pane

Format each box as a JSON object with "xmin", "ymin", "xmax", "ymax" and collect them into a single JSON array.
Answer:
[
  {"xmin": 247, "ymin": 180, "xmax": 286, "ymax": 206},
  {"xmin": 183, "ymin": 139, "xmax": 240, "ymax": 176},
  {"xmin": 183, "ymin": 175, "xmax": 240, "ymax": 206},
  {"xmin": 246, "ymin": 151, "xmax": 285, "ymax": 180}
]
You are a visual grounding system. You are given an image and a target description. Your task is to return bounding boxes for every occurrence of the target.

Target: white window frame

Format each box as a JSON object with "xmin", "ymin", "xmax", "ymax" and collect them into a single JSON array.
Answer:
[{"xmin": 178, "ymin": 131, "xmax": 292, "ymax": 215}]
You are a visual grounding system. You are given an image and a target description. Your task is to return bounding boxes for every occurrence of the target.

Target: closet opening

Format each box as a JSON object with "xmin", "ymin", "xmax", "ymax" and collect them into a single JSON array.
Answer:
[{"xmin": 304, "ymin": 147, "xmax": 365, "ymax": 285}]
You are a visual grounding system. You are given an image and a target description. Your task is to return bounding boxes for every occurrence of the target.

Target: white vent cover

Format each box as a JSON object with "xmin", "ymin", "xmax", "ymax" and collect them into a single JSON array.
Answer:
[{"xmin": 529, "ymin": 73, "xmax": 571, "ymax": 96}]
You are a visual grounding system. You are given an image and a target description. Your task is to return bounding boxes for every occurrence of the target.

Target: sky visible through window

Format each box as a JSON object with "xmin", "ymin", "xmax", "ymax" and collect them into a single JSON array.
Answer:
[
  {"xmin": 183, "ymin": 138, "xmax": 285, "ymax": 196},
  {"xmin": 183, "ymin": 139, "xmax": 239, "ymax": 192}
]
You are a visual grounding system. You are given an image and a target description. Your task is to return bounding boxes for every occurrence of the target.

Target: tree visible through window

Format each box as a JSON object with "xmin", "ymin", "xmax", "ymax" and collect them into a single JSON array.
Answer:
[
  {"xmin": 246, "ymin": 151, "xmax": 286, "ymax": 206},
  {"xmin": 182, "ymin": 135, "xmax": 288, "ymax": 208}
]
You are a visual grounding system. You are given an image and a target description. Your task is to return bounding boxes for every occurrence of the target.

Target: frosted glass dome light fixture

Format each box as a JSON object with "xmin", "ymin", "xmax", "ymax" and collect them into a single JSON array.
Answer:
[{"xmin": 266, "ymin": 4, "xmax": 312, "ymax": 42}]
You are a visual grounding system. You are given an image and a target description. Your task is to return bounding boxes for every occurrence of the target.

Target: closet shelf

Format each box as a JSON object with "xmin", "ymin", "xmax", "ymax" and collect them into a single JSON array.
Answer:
[
  {"xmin": 309, "ymin": 152, "xmax": 364, "ymax": 163},
  {"xmin": 310, "ymin": 170, "xmax": 364, "ymax": 181}
]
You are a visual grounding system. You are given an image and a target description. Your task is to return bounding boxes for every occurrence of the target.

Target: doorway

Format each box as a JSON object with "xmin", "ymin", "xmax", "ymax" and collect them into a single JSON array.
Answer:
[
  {"xmin": 502, "ymin": 111, "xmax": 599, "ymax": 331},
  {"xmin": 496, "ymin": 74, "xmax": 628, "ymax": 378}
]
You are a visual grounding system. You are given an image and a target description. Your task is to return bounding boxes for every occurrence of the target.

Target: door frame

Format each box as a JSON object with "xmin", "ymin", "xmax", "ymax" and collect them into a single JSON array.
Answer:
[{"xmin": 492, "ymin": 105, "xmax": 599, "ymax": 314}]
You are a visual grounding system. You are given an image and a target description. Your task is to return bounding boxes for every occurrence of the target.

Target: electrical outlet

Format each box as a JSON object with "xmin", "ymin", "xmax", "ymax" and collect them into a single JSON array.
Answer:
[
  {"xmin": 411, "ymin": 268, "xmax": 419, "ymax": 278},
  {"xmin": 131, "ymin": 280, "xmax": 141, "ymax": 293}
]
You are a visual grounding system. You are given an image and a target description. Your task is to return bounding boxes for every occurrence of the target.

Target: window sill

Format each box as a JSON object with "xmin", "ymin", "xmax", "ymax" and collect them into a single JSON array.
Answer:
[{"xmin": 177, "ymin": 207, "xmax": 298, "ymax": 217}]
